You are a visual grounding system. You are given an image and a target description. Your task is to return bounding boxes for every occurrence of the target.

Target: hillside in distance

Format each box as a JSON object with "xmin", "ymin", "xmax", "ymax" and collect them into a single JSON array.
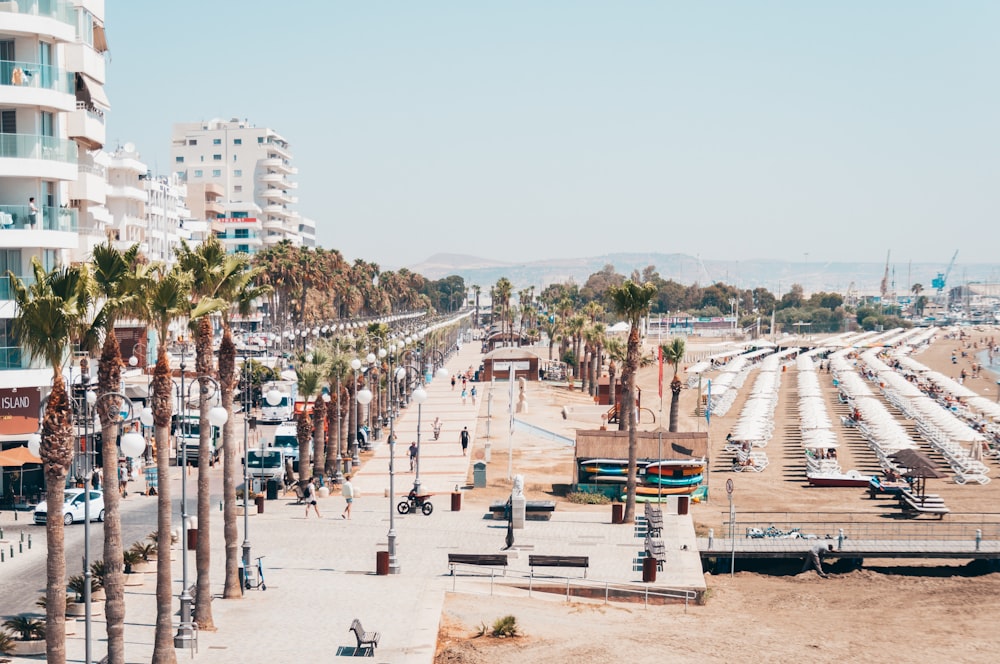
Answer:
[{"xmin": 408, "ymin": 252, "xmax": 999, "ymax": 296}]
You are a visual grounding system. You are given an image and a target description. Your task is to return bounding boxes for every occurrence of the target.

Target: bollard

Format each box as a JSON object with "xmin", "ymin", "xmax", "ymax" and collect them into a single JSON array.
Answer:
[
  {"xmin": 976, "ymin": 529, "xmax": 982, "ymax": 551},
  {"xmin": 18, "ymin": 542, "xmax": 22, "ymax": 554},
  {"xmin": 708, "ymin": 528, "xmax": 714, "ymax": 549},
  {"xmin": 10, "ymin": 545, "xmax": 13, "ymax": 557},
  {"xmin": 0, "ymin": 526, "xmax": 4, "ymax": 538},
  {"xmin": 220, "ymin": 501, "xmax": 223, "ymax": 511},
  {"xmin": 838, "ymin": 528, "xmax": 845, "ymax": 550},
  {"xmin": 20, "ymin": 531, "xmax": 24, "ymax": 542},
  {"xmin": 1, "ymin": 549, "xmax": 4, "ymax": 562},
  {"xmin": 27, "ymin": 534, "xmax": 31, "ymax": 549}
]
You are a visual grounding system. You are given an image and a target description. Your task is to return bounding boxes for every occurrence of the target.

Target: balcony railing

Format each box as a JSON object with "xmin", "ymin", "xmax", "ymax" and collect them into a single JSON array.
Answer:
[
  {"xmin": 0, "ymin": 204, "xmax": 78, "ymax": 231},
  {"xmin": 0, "ymin": 134, "xmax": 78, "ymax": 163},
  {"xmin": 0, "ymin": 0, "xmax": 75, "ymax": 25},
  {"xmin": 1, "ymin": 59, "xmax": 74, "ymax": 94}
]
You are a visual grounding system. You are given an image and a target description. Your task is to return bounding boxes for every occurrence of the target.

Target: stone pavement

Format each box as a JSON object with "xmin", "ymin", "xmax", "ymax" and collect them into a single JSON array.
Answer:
[{"xmin": 6, "ymin": 341, "xmax": 706, "ymax": 664}]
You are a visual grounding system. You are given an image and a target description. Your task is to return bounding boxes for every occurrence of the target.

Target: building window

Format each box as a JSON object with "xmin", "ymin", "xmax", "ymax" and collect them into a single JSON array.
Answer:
[
  {"xmin": 213, "ymin": 138, "xmax": 221, "ymax": 145},
  {"xmin": 257, "ymin": 137, "xmax": 264, "ymax": 144},
  {"xmin": 234, "ymin": 138, "xmax": 242, "ymax": 145},
  {"xmin": 235, "ymin": 228, "xmax": 250, "ymax": 239},
  {"xmin": 175, "ymin": 156, "xmax": 184, "ymax": 163},
  {"xmin": 237, "ymin": 245, "xmax": 250, "ymax": 254},
  {"xmin": 212, "ymin": 169, "xmax": 221, "ymax": 177},
  {"xmin": 194, "ymin": 170, "xmax": 203, "ymax": 177},
  {"xmin": 213, "ymin": 154, "xmax": 222, "ymax": 161},
  {"xmin": 234, "ymin": 185, "xmax": 242, "ymax": 193},
  {"xmin": 234, "ymin": 169, "xmax": 242, "ymax": 177},
  {"xmin": 188, "ymin": 139, "xmax": 197, "ymax": 146}
]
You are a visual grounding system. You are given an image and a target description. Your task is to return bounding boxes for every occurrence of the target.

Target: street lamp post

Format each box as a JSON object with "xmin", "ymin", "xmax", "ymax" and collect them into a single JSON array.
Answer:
[
  {"xmin": 174, "ymin": 361, "xmax": 228, "ymax": 649},
  {"xmin": 80, "ymin": 390, "xmax": 146, "ymax": 664},
  {"xmin": 350, "ymin": 358, "xmax": 362, "ymax": 467},
  {"xmin": 241, "ymin": 352, "xmax": 252, "ymax": 576}
]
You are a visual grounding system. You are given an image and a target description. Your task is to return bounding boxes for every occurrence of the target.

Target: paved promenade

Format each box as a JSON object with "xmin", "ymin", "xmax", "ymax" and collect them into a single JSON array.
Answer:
[{"xmin": 2, "ymin": 342, "xmax": 706, "ymax": 663}]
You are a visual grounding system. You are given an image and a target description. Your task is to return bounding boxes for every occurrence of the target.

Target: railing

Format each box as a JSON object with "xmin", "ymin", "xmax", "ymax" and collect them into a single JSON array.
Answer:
[
  {"xmin": 75, "ymin": 101, "xmax": 106, "ymax": 120},
  {"xmin": 447, "ymin": 563, "xmax": 699, "ymax": 610},
  {"xmin": 723, "ymin": 511, "xmax": 1000, "ymax": 541},
  {"xmin": 0, "ymin": 134, "xmax": 78, "ymax": 163},
  {"xmin": 0, "ymin": 204, "xmax": 78, "ymax": 231},
  {"xmin": 0, "ymin": 0, "xmax": 75, "ymax": 25},
  {"xmin": 0, "ymin": 59, "xmax": 74, "ymax": 94},
  {"xmin": 79, "ymin": 162, "xmax": 107, "ymax": 177},
  {"xmin": 0, "ymin": 346, "xmax": 23, "ymax": 369}
]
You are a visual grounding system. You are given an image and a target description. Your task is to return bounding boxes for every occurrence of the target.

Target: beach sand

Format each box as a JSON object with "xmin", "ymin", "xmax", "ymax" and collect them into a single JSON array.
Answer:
[{"xmin": 436, "ymin": 327, "xmax": 1000, "ymax": 663}]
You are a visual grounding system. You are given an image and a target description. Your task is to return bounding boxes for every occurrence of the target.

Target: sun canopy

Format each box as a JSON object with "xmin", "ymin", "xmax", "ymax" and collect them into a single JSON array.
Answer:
[{"xmin": 0, "ymin": 446, "xmax": 42, "ymax": 467}]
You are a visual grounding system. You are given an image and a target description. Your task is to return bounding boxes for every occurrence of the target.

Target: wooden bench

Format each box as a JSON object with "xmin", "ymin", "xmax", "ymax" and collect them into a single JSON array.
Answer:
[
  {"xmin": 448, "ymin": 553, "xmax": 508, "ymax": 574},
  {"xmin": 644, "ymin": 504, "xmax": 663, "ymax": 537},
  {"xmin": 644, "ymin": 536, "xmax": 666, "ymax": 570},
  {"xmin": 488, "ymin": 500, "xmax": 557, "ymax": 521},
  {"xmin": 528, "ymin": 555, "xmax": 590, "ymax": 578},
  {"xmin": 349, "ymin": 618, "xmax": 380, "ymax": 653}
]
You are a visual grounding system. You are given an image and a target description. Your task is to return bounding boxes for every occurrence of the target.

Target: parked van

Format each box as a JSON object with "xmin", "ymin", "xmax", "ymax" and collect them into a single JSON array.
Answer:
[
  {"xmin": 246, "ymin": 447, "xmax": 286, "ymax": 485},
  {"xmin": 260, "ymin": 381, "xmax": 297, "ymax": 423},
  {"xmin": 273, "ymin": 421, "xmax": 301, "ymax": 471},
  {"xmin": 173, "ymin": 414, "xmax": 220, "ymax": 466}
]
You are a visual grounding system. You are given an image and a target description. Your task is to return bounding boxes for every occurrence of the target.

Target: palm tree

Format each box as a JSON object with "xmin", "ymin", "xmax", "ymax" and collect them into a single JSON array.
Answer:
[
  {"xmin": 608, "ymin": 280, "xmax": 657, "ymax": 524},
  {"xmin": 661, "ymin": 338, "xmax": 686, "ymax": 432},
  {"xmin": 10, "ymin": 258, "xmax": 92, "ymax": 664},
  {"xmin": 325, "ymin": 354, "xmax": 351, "ymax": 476},
  {"xmin": 542, "ymin": 316, "xmax": 561, "ymax": 361},
  {"xmin": 295, "ymin": 352, "xmax": 325, "ymax": 481},
  {"xmin": 87, "ymin": 241, "xmax": 149, "ymax": 664},
  {"xmin": 605, "ymin": 337, "xmax": 626, "ymax": 413},
  {"xmin": 174, "ymin": 237, "xmax": 229, "ymax": 630},
  {"xmin": 585, "ymin": 323, "xmax": 606, "ymax": 398},
  {"xmin": 494, "ymin": 278, "xmax": 513, "ymax": 344},
  {"xmin": 215, "ymin": 256, "xmax": 269, "ymax": 599},
  {"xmin": 141, "ymin": 265, "xmax": 192, "ymax": 664}
]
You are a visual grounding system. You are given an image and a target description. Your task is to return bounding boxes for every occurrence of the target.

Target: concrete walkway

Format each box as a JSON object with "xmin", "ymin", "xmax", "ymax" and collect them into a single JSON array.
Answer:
[{"xmin": 4, "ymin": 341, "xmax": 706, "ymax": 664}]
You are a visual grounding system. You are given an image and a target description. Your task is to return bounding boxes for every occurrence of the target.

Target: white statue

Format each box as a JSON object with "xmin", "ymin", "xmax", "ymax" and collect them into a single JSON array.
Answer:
[
  {"xmin": 511, "ymin": 474, "xmax": 524, "ymax": 498},
  {"xmin": 516, "ymin": 376, "xmax": 528, "ymax": 413}
]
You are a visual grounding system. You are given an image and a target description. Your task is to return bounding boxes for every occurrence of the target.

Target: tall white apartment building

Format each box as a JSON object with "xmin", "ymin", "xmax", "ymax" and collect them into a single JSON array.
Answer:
[
  {"xmin": 0, "ymin": 1, "xmax": 110, "ymax": 403},
  {"xmin": 170, "ymin": 118, "xmax": 302, "ymax": 250}
]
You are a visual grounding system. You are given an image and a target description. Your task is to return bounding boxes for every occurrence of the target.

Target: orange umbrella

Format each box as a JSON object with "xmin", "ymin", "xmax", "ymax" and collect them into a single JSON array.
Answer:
[{"xmin": 0, "ymin": 446, "xmax": 42, "ymax": 467}]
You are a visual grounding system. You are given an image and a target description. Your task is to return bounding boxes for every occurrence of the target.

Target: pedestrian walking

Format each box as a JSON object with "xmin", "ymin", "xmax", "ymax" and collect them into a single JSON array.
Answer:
[
  {"xmin": 341, "ymin": 475, "xmax": 355, "ymax": 519},
  {"xmin": 304, "ymin": 477, "xmax": 321, "ymax": 519},
  {"xmin": 118, "ymin": 460, "xmax": 129, "ymax": 498},
  {"xmin": 470, "ymin": 385, "xmax": 477, "ymax": 405},
  {"xmin": 451, "ymin": 375, "xmax": 456, "ymax": 390},
  {"xmin": 461, "ymin": 387, "xmax": 468, "ymax": 405},
  {"xmin": 460, "ymin": 426, "xmax": 470, "ymax": 456},
  {"xmin": 408, "ymin": 442, "xmax": 418, "ymax": 472}
]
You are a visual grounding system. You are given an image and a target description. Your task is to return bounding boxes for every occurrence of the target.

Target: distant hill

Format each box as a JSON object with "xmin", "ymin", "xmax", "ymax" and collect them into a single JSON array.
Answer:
[{"xmin": 407, "ymin": 252, "xmax": 999, "ymax": 296}]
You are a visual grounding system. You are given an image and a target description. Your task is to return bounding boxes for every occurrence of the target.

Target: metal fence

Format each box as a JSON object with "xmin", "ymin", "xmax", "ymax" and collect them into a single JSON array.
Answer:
[{"xmin": 722, "ymin": 511, "xmax": 1000, "ymax": 541}]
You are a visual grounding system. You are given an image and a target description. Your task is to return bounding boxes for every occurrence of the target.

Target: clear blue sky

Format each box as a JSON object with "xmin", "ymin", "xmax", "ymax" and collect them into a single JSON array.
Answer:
[{"xmin": 106, "ymin": 1, "xmax": 1000, "ymax": 270}]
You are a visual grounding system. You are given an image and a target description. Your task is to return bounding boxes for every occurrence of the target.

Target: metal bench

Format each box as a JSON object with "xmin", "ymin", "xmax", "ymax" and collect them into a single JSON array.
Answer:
[
  {"xmin": 644, "ymin": 504, "xmax": 664, "ymax": 537},
  {"xmin": 644, "ymin": 536, "xmax": 666, "ymax": 570},
  {"xmin": 349, "ymin": 618, "xmax": 380, "ymax": 653},
  {"xmin": 447, "ymin": 553, "xmax": 508, "ymax": 575},
  {"xmin": 528, "ymin": 555, "xmax": 590, "ymax": 578},
  {"xmin": 487, "ymin": 500, "xmax": 556, "ymax": 520}
]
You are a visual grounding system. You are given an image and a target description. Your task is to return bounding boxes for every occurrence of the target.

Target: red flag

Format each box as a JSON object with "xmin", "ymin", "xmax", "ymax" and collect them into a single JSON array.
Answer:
[{"xmin": 657, "ymin": 345, "xmax": 663, "ymax": 399}]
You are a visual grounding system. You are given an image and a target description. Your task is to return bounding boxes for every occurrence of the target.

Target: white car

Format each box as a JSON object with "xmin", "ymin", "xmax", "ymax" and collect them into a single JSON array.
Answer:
[{"xmin": 33, "ymin": 489, "xmax": 105, "ymax": 526}]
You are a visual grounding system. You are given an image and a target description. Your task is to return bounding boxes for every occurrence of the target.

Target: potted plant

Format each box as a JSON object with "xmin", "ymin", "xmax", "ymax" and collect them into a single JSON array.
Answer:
[
  {"xmin": 0, "ymin": 628, "xmax": 16, "ymax": 656},
  {"xmin": 123, "ymin": 550, "xmax": 147, "ymax": 585},
  {"xmin": 130, "ymin": 540, "xmax": 157, "ymax": 564},
  {"xmin": 89, "ymin": 560, "xmax": 107, "ymax": 599},
  {"xmin": 66, "ymin": 575, "xmax": 104, "ymax": 617},
  {"xmin": 2, "ymin": 615, "xmax": 46, "ymax": 655}
]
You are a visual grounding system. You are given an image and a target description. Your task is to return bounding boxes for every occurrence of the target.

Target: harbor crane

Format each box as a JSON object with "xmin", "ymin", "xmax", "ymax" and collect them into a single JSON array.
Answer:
[{"xmin": 932, "ymin": 250, "xmax": 959, "ymax": 303}]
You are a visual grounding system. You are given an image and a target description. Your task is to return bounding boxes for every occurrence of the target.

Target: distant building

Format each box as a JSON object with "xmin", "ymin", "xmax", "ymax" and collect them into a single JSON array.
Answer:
[{"xmin": 170, "ymin": 119, "xmax": 303, "ymax": 249}]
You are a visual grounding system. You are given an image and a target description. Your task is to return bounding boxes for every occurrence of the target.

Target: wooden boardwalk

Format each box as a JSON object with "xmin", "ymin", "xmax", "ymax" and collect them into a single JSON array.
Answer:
[{"xmin": 698, "ymin": 537, "xmax": 1000, "ymax": 561}]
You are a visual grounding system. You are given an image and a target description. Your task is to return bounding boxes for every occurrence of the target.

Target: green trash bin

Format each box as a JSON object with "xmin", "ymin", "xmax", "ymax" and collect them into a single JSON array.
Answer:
[{"xmin": 473, "ymin": 462, "xmax": 487, "ymax": 489}]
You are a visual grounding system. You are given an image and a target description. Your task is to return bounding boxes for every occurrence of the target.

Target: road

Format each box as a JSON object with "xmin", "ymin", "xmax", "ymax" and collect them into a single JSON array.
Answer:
[{"xmin": 0, "ymin": 474, "xmax": 223, "ymax": 618}]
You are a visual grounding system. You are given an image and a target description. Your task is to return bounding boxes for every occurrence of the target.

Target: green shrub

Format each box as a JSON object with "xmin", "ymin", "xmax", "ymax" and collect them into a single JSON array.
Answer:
[
  {"xmin": 0, "ymin": 628, "xmax": 15, "ymax": 653},
  {"xmin": 566, "ymin": 491, "xmax": 611, "ymax": 505},
  {"xmin": 491, "ymin": 615, "xmax": 518, "ymax": 638},
  {"xmin": 2, "ymin": 615, "xmax": 44, "ymax": 641}
]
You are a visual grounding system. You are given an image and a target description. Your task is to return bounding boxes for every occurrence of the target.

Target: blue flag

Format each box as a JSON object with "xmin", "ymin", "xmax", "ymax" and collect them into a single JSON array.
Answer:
[{"xmin": 705, "ymin": 379, "xmax": 712, "ymax": 425}]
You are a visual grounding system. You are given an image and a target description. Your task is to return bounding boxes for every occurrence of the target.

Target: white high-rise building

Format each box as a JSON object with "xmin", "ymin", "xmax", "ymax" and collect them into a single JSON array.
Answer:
[
  {"xmin": 0, "ymin": 2, "xmax": 110, "ymax": 400},
  {"xmin": 170, "ymin": 118, "xmax": 303, "ymax": 250}
]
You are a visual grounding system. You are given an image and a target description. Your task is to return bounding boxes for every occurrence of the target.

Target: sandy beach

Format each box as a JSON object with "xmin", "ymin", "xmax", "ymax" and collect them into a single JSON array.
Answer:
[{"xmin": 436, "ymin": 326, "xmax": 1000, "ymax": 663}]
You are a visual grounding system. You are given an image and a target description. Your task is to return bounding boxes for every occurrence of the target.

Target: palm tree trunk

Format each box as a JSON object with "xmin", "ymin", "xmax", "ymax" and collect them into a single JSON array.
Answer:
[
  {"xmin": 623, "ymin": 328, "xmax": 640, "ymax": 524},
  {"xmin": 97, "ymin": 332, "xmax": 126, "ymax": 664},
  {"xmin": 151, "ymin": 347, "xmax": 177, "ymax": 664},
  {"xmin": 312, "ymin": 398, "xmax": 326, "ymax": 481},
  {"xmin": 347, "ymin": 376, "xmax": 357, "ymax": 466},
  {"xmin": 194, "ymin": 317, "xmax": 215, "ymax": 630},
  {"xmin": 296, "ymin": 407, "xmax": 313, "ymax": 481},
  {"xmin": 218, "ymin": 331, "xmax": 240, "ymax": 599},
  {"xmin": 42, "ymin": 375, "xmax": 73, "ymax": 664},
  {"xmin": 669, "ymin": 378, "xmax": 682, "ymax": 432}
]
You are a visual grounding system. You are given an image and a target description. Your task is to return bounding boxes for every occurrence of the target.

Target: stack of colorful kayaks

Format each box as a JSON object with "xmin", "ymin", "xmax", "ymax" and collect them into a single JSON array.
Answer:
[{"xmin": 577, "ymin": 458, "xmax": 706, "ymax": 501}]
